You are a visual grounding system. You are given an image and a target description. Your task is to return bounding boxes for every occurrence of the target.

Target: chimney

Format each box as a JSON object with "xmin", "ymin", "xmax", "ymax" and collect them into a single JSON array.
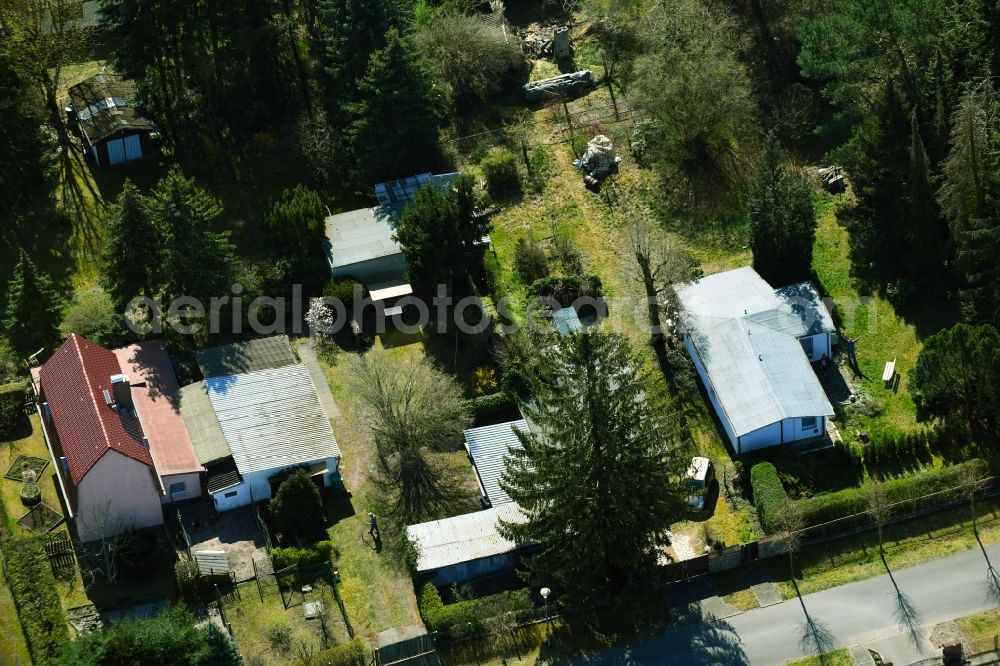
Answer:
[{"xmin": 110, "ymin": 374, "xmax": 132, "ymax": 410}]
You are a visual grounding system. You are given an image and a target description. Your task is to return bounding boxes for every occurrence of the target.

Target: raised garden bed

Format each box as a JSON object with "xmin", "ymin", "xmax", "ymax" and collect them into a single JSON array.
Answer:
[
  {"xmin": 17, "ymin": 502, "xmax": 63, "ymax": 533},
  {"xmin": 19, "ymin": 483, "xmax": 41, "ymax": 507},
  {"xmin": 4, "ymin": 455, "xmax": 49, "ymax": 482}
]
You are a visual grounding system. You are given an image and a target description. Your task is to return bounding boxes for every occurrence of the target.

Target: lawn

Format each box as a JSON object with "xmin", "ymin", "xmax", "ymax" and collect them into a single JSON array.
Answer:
[
  {"xmin": 954, "ymin": 608, "xmax": 1000, "ymax": 653},
  {"xmin": 1, "ymin": 414, "xmax": 67, "ymax": 537},
  {"xmin": 765, "ymin": 495, "xmax": 1000, "ymax": 599},
  {"xmin": 310, "ymin": 337, "xmax": 482, "ymax": 643},
  {"xmin": 785, "ymin": 648, "xmax": 853, "ymax": 666}
]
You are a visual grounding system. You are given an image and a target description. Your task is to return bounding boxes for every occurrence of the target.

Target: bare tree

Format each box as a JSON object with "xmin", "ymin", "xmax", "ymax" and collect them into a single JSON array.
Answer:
[
  {"xmin": 774, "ymin": 499, "xmax": 804, "ymax": 583},
  {"xmin": 625, "ymin": 216, "xmax": 698, "ymax": 345},
  {"xmin": 958, "ymin": 461, "xmax": 991, "ymax": 536},
  {"xmin": 80, "ymin": 500, "xmax": 140, "ymax": 584},
  {"xmin": 865, "ymin": 477, "xmax": 893, "ymax": 560},
  {"xmin": 349, "ymin": 347, "xmax": 472, "ymax": 523},
  {"xmin": 476, "ymin": 593, "xmax": 521, "ymax": 662}
]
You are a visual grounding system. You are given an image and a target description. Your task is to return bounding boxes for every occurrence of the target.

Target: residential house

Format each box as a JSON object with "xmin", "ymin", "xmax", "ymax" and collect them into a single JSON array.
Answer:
[{"xmin": 676, "ymin": 266, "xmax": 836, "ymax": 453}]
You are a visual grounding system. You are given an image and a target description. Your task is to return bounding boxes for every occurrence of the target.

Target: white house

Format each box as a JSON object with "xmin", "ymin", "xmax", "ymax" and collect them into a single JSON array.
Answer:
[{"xmin": 676, "ymin": 266, "xmax": 836, "ymax": 453}]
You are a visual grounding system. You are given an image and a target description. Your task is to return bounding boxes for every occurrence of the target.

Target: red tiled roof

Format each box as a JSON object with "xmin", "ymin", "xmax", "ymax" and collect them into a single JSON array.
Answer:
[{"xmin": 39, "ymin": 334, "xmax": 154, "ymax": 485}]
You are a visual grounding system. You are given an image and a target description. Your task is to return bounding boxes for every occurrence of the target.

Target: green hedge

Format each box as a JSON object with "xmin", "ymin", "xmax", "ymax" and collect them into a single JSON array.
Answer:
[
  {"xmin": 300, "ymin": 636, "xmax": 366, "ymax": 666},
  {"xmin": 481, "ymin": 150, "xmax": 520, "ymax": 193},
  {"xmin": 464, "ymin": 392, "xmax": 516, "ymax": 420},
  {"xmin": 751, "ymin": 462, "xmax": 786, "ymax": 533},
  {"xmin": 418, "ymin": 583, "xmax": 533, "ymax": 639},
  {"xmin": 528, "ymin": 275, "xmax": 603, "ymax": 306},
  {"xmin": 272, "ymin": 541, "xmax": 335, "ymax": 569},
  {"xmin": 796, "ymin": 461, "xmax": 983, "ymax": 529},
  {"xmin": 0, "ymin": 381, "xmax": 24, "ymax": 434},
  {"xmin": 3, "ymin": 538, "xmax": 70, "ymax": 665}
]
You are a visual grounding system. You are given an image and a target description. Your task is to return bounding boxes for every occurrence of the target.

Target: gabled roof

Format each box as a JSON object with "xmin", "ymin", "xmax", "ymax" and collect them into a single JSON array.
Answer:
[
  {"xmin": 465, "ymin": 420, "xmax": 527, "ymax": 507},
  {"xmin": 194, "ymin": 335, "xmax": 296, "ymax": 378},
  {"xmin": 676, "ymin": 267, "xmax": 835, "ymax": 437},
  {"xmin": 205, "ymin": 364, "xmax": 341, "ymax": 475},
  {"xmin": 39, "ymin": 334, "xmax": 154, "ymax": 485},
  {"xmin": 67, "ymin": 73, "xmax": 155, "ymax": 145},
  {"xmin": 406, "ymin": 503, "xmax": 529, "ymax": 573},
  {"xmin": 179, "ymin": 381, "xmax": 232, "ymax": 465}
]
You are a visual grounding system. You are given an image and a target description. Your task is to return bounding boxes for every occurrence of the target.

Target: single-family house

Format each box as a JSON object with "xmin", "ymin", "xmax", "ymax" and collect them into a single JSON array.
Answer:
[
  {"xmin": 179, "ymin": 337, "xmax": 341, "ymax": 512},
  {"xmin": 407, "ymin": 419, "xmax": 535, "ymax": 585},
  {"xmin": 676, "ymin": 266, "xmax": 836, "ymax": 453},
  {"xmin": 36, "ymin": 335, "xmax": 200, "ymax": 541},
  {"xmin": 68, "ymin": 72, "xmax": 158, "ymax": 168}
]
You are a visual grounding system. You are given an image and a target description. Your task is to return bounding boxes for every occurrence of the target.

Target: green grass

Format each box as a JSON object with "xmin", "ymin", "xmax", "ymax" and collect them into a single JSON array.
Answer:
[
  {"xmin": 0, "ymin": 414, "xmax": 66, "ymax": 537},
  {"xmin": 784, "ymin": 648, "xmax": 853, "ymax": 666},
  {"xmin": 954, "ymin": 608, "xmax": 1000, "ymax": 653},
  {"xmin": 765, "ymin": 495, "xmax": 1000, "ymax": 599},
  {"xmin": 0, "ymin": 555, "xmax": 32, "ymax": 665}
]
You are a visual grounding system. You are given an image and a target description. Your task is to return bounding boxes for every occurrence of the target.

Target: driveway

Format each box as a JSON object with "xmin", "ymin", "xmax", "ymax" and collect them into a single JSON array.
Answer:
[
  {"xmin": 561, "ymin": 541, "xmax": 1000, "ymax": 665},
  {"xmin": 177, "ymin": 499, "xmax": 268, "ymax": 582}
]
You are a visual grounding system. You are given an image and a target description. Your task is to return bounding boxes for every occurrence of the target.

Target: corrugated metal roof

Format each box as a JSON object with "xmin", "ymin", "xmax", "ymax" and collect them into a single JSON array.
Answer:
[
  {"xmin": 179, "ymin": 381, "xmax": 232, "ymax": 465},
  {"xmin": 553, "ymin": 307, "xmax": 582, "ymax": 336},
  {"xmin": 406, "ymin": 503, "xmax": 528, "ymax": 572},
  {"xmin": 206, "ymin": 458, "xmax": 241, "ymax": 493},
  {"xmin": 206, "ymin": 364, "xmax": 341, "ymax": 475},
  {"xmin": 465, "ymin": 420, "xmax": 526, "ymax": 507},
  {"xmin": 676, "ymin": 267, "xmax": 834, "ymax": 437},
  {"xmin": 324, "ymin": 204, "xmax": 405, "ymax": 270},
  {"xmin": 67, "ymin": 73, "xmax": 155, "ymax": 145},
  {"xmin": 195, "ymin": 335, "xmax": 296, "ymax": 378}
]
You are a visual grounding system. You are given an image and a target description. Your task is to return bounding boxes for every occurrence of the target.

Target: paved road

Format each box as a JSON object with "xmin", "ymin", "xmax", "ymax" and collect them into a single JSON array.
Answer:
[{"xmin": 562, "ymin": 542, "xmax": 1000, "ymax": 665}]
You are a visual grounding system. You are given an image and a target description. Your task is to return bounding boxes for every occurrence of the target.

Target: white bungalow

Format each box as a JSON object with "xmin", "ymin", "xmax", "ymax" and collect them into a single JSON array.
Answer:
[{"xmin": 676, "ymin": 266, "xmax": 836, "ymax": 453}]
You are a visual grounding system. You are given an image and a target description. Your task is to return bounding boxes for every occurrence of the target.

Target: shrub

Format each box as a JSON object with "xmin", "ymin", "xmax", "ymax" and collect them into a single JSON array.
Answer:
[
  {"xmin": 266, "ymin": 619, "xmax": 293, "ymax": 651},
  {"xmin": 513, "ymin": 233, "xmax": 548, "ymax": 285},
  {"xmin": 4, "ymin": 538, "xmax": 70, "ymax": 665},
  {"xmin": 419, "ymin": 582, "xmax": 444, "ymax": 617},
  {"xmin": 472, "ymin": 367, "xmax": 499, "ymax": 396},
  {"xmin": 302, "ymin": 636, "xmax": 366, "ymax": 666},
  {"xmin": 270, "ymin": 470, "xmax": 324, "ymax": 540},
  {"xmin": 463, "ymin": 392, "xmax": 516, "ymax": 420},
  {"xmin": 19, "ymin": 483, "xmax": 40, "ymax": 506},
  {"xmin": 175, "ymin": 558, "xmax": 204, "ymax": 606},
  {"xmin": 528, "ymin": 275, "xmax": 604, "ymax": 307},
  {"xmin": 481, "ymin": 150, "xmax": 520, "ymax": 193},
  {"xmin": 751, "ymin": 462, "xmax": 786, "ymax": 533},
  {"xmin": 272, "ymin": 541, "xmax": 335, "ymax": 569},
  {"xmin": 324, "ymin": 278, "xmax": 362, "ymax": 305},
  {"xmin": 0, "ymin": 381, "xmax": 25, "ymax": 434},
  {"xmin": 418, "ymin": 584, "xmax": 534, "ymax": 638}
]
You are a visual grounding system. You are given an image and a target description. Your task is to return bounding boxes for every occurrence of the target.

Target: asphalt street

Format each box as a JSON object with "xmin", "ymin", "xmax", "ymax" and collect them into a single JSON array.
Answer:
[{"xmin": 561, "ymin": 540, "xmax": 1000, "ymax": 665}]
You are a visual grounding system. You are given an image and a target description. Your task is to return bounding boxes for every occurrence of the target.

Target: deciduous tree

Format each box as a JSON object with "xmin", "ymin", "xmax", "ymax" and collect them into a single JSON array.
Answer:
[{"xmin": 500, "ymin": 330, "xmax": 689, "ymax": 607}]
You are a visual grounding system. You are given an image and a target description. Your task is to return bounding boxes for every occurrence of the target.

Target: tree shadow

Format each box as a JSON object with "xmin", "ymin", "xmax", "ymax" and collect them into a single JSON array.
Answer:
[
  {"xmin": 792, "ymin": 580, "xmax": 837, "ymax": 658},
  {"xmin": 883, "ymin": 557, "xmax": 922, "ymax": 644}
]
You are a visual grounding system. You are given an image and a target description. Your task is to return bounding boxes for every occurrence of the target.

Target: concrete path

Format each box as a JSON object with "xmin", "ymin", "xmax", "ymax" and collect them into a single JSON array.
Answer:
[
  {"xmin": 297, "ymin": 342, "xmax": 342, "ymax": 418},
  {"xmin": 560, "ymin": 541, "xmax": 1000, "ymax": 665},
  {"xmin": 849, "ymin": 645, "xmax": 877, "ymax": 665},
  {"xmin": 744, "ymin": 563, "xmax": 783, "ymax": 608}
]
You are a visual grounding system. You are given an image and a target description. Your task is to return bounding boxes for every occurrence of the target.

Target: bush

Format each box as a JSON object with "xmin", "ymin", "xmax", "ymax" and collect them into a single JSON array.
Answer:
[
  {"xmin": 19, "ymin": 483, "xmax": 40, "ymax": 506},
  {"xmin": 302, "ymin": 636, "xmax": 366, "ymax": 666},
  {"xmin": 528, "ymin": 275, "xmax": 604, "ymax": 307},
  {"xmin": 59, "ymin": 287, "xmax": 128, "ymax": 348},
  {"xmin": 324, "ymin": 278, "xmax": 362, "ymax": 305},
  {"xmin": 270, "ymin": 470, "xmax": 324, "ymax": 540},
  {"xmin": 751, "ymin": 462, "xmax": 786, "ymax": 533},
  {"xmin": 418, "ymin": 584, "xmax": 534, "ymax": 638},
  {"xmin": 272, "ymin": 540, "xmax": 336, "ymax": 569},
  {"xmin": 463, "ymin": 392, "xmax": 516, "ymax": 419},
  {"xmin": 513, "ymin": 233, "xmax": 548, "ymax": 285},
  {"xmin": 0, "ymin": 380, "xmax": 25, "ymax": 433},
  {"xmin": 4, "ymin": 538, "xmax": 70, "ymax": 665},
  {"xmin": 419, "ymin": 582, "xmax": 444, "ymax": 616},
  {"xmin": 481, "ymin": 150, "xmax": 520, "ymax": 193},
  {"xmin": 797, "ymin": 460, "xmax": 989, "ymax": 528},
  {"xmin": 175, "ymin": 558, "xmax": 204, "ymax": 606}
]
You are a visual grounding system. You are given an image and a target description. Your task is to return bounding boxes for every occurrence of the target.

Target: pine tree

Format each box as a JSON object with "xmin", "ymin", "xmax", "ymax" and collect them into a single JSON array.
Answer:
[
  {"xmin": 345, "ymin": 28, "xmax": 441, "ymax": 182},
  {"xmin": 144, "ymin": 169, "xmax": 236, "ymax": 306},
  {"xmin": 101, "ymin": 180, "xmax": 160, "ymax": 310},
  {"xmin": 264, "ymin": 184, "xmax": 327, "ymax": 286},
  {"xmin": 908, "ymin": 113, "xmax": 944, "ymax": 273},
  {"xmin": 500, "ymin": 330, "xmax": 689, "ymax": 607},
  {"xmin": 747, "ymin": 132, "xmax": 817, "ymax": 286},
  {"xmin": 3, "ymin": 250, "xmax": 61, "ymax": 356}
]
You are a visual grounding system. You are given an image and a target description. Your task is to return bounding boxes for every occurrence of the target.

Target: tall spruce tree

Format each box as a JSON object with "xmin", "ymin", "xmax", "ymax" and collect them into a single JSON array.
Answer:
[
  {"xmin": 3, "ymin": 250, "xmax": 61, "ymax": 356},
  {"xmin": 144, "ymin": 168, "xmax": 236, "ymax": 306},
  {"xmin": 101, "ymin": 181, "xmax": 160, "ymax": 311},
  {"xmin": 0, "ymin": 52, "xmax": 53, "ymax": 219},
  {"xmin": 346, "ymin": 27, "xmax": 441, "ymax": 182},
  {"xmin": 747, "ymin": 132, "xmax": 817, "ymax": 286},
  {"xmin": 908, "ymin": 113, "xmax": 944, "ymax": 274},
  {"xmin": 500, "ymin": 330, "xmax": 689, "ymax": 607}
]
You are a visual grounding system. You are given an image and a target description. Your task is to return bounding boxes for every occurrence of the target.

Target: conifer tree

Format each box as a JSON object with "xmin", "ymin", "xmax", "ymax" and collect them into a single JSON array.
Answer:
[
  {"xmin": 747, "ymin": 132, "xmax": 817, "ymax": 286},
  {"xmin": 101, "ymin": 180, "xmax": 160, "ymax": 311},
  {"xmin": 908, "ymin": 113, "xmax": 944, "ymax": 272},
  {"xmin": 500, "ymin": 330, "xmax": 689, "ymax": 607},
  {"xmin": 3, "ymin": 250, "xmax": 61, "ymax": 355},
  {"xmin": 345, "ymin": 28, "xmax": 441, "ymax": 182}
]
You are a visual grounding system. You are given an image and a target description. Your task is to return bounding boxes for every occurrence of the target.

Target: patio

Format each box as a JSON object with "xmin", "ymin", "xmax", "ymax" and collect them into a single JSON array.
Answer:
[{"xmin": 176, "ymin": 499, "xmax": 268, "ymax": 582}]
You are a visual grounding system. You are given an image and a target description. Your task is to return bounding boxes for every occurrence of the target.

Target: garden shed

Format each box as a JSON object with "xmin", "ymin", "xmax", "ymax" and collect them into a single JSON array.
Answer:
[
  {"xmin": 464, "ymin": 420, "xmax": 527, "ymax": 508},
  {"xmin": 68, "ymin": 72, "xmax": 158, "ymax": 168}
]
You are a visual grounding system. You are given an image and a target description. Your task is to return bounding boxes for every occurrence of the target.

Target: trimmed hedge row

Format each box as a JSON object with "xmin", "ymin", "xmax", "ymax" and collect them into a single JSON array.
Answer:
[
  {"xmin": 750, "ymin": 462, "xmax": 786, "ymax": 533},
  {"xmin": 464, "ymin": 392, "xmax": 516, "ymax": 420},
  {"xmin": 272, "ymin": 540, "xmax": 336, "ymax": 570},
  {"xmin": 418, "ymin": 583, "xmax": 533, "ymax": 639},
  {"xmin": 0, "ymin": 381, "xmax": 25, "ymax": 434},
  {"xmin": 3, "ymin": 538, "xmax": 70, "ymax": 665},
  {"xmin": 299, "ymin": 636, "xmax": 366, "ymax": 666},
  {"xmin": 796, "ymin": 460, "xmax": 982, "ymax": 529}
]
